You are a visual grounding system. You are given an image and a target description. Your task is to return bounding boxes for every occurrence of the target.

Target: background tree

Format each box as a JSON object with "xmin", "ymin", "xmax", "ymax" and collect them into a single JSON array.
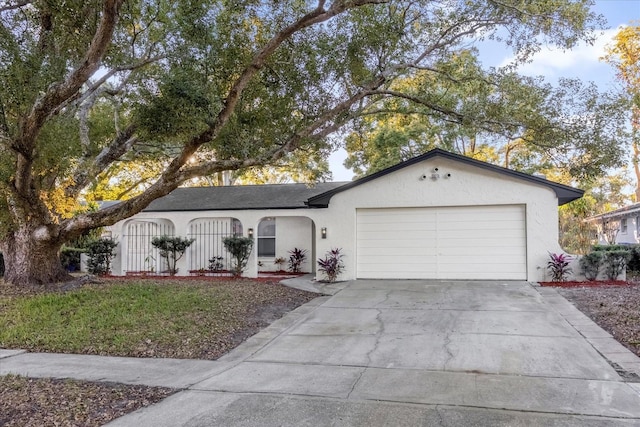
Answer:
[
  {"xmin": 603, "ymin": 23, "xmax": 640, "ymax": 200},
  {"xmin": 345, "ymin": 51, "xmax": 629, "ymax": 179},
  {"xmin": 559, "ymin": 172, "xmax": 633, "ymax": 254},
  {"xmin": 0, "ymin": 0, "xmax": 609, "ymax": 286}
]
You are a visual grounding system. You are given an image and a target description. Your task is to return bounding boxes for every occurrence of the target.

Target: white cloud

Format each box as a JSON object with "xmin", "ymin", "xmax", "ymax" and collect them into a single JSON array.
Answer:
[{"xmin": 499, "ymin": 27, "xmax": 622, "ymax": 78}]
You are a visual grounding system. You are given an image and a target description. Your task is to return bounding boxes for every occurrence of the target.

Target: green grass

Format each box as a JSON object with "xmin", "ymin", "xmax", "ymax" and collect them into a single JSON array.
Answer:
[{"xmin": 0, "ymin": 279, "xmax": 313, "ymax": 359}]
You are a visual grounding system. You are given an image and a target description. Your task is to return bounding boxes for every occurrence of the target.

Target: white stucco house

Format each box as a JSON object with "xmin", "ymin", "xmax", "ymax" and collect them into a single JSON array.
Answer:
[
  {"xmin": 104, "ymin": 149, "xmax": 583, "ymax": 282},
  {"xmin": 587, "ymin": 203, "xmax": 640, "ymax": 245}
]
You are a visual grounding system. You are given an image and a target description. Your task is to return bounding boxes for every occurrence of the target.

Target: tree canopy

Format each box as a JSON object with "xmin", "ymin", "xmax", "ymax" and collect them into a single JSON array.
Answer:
[
  {"xmin": 0, "ymin": 0, "xmax": 616, "ymax": 285},
  {"xmin": 603, "ymin": 22, "xmax": 640, "ymax": 200},
  {"xmin": 344, "ymin": 50, "xmax": 629, "ymax": 180}
]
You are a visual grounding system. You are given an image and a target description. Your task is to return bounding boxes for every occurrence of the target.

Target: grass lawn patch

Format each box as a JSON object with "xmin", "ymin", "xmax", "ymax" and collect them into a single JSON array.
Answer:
[{"xmin": 0, "ymin": 278, "xmax": 318, "ymax": 359}]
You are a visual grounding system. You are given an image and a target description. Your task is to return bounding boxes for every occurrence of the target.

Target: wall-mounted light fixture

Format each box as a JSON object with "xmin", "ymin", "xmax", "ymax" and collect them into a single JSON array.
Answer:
[
  {"xmin": 321, "ymin": 227, "xmax": 327, "ymax": 239},
  {"xmin": 248, "ymin": 228, "xmax": 254, "ymax": 238}
]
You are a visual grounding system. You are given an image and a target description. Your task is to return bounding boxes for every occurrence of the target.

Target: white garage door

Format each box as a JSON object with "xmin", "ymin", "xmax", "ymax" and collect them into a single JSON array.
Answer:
[{"xmin": 356, "ymin": 205, "xmax": 527, "ymax": 280}]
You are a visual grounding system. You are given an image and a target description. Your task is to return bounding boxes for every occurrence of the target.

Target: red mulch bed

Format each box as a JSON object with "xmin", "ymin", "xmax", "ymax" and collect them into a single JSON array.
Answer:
[{"xmin": 539, "ymin": 280, "xmax": 630, "ymax": 287}]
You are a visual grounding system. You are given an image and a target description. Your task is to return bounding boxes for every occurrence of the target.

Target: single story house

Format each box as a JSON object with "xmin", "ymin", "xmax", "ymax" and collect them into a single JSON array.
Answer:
[
  {"xmin": 105, "ymin": 148, "xmax": 584, "ymax": 282},
  {"xmin": 587, "ymin": 203, "xmax": 640, "ymax": 245}
]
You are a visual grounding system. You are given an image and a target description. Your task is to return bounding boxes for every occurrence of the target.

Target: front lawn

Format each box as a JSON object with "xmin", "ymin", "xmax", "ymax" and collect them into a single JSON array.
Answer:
[{"xmin": 0, "ymin": 278, "xmax": 318, "ymax": 359}]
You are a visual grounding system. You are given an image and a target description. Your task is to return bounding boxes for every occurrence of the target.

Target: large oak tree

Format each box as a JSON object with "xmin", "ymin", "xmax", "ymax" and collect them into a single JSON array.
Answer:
[{"xmin": 0, "ymin": 0, "xmax": 607, "ymax": 286}]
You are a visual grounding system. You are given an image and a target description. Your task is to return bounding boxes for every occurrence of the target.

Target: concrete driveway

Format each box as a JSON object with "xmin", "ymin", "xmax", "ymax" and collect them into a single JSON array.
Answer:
[{"xmin": 109, "ymin": 280, "xmax": 640, "ymax": 426}]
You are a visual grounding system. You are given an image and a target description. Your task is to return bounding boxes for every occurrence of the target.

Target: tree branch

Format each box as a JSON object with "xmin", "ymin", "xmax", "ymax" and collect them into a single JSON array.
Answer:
[
  {"xmin": 57, "ymin": 1, "xmax": 393, "ymax": 240},
  {"xmin": 12, "ymin": 0, "xmax": 124, "ymax": 196},
  {"xmin": 66, "ymin": 124, "xmax": 138, "ymax": 198},
  {"xmin": 162, "ymin": 0, "xmax": 390, "ymax": 181},
  {"xmin": 0, "ymin": 0, "xmax": 32, "ymax": 13}
]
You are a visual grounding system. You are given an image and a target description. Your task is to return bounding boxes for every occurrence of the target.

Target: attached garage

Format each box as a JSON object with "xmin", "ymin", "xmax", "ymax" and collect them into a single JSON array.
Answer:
[{"xmin": 356, "ymin": 205, "xmax": 527, "ymax": 280}]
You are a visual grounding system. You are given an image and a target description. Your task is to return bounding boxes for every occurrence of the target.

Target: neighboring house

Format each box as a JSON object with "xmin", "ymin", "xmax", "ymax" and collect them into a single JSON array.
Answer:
[
  {"xmin": 587, "ymin": 203, "xmax": 640, "ymax": 245},
  {"xmin": 105, "ymin": 148, "xmax": 583, "ymax": 282}
]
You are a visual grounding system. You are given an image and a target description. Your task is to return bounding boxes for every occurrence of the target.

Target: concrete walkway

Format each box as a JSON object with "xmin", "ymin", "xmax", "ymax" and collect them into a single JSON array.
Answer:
[{"xmin": 2, "ymin": 280, "xmax": 640, "ymax": 426}]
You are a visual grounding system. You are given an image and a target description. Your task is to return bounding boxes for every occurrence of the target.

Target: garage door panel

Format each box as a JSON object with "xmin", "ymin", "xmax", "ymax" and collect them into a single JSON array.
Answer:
[
  {"xmin": 439, "ymin": 220, "xmax": 523, "ymax": 231},
  {"xmin": 437, "ymin": 246, "xmax": 526, "ymax": 257},
  {"xmin": 356, "ymin": 205, "xmax": 526, "ymax": 280},
  {"xmin": 358, "ymin": 239, "xmax": 436, "ymax": 249},
  {"xmin": 358, "ymin": 266, "xmax": 438, "ymax": 277},
  {"xmin": 437, "ymin": 233, "xmax": 525, "ymax": 245},
  {"xmin": 358, "ymin": 231, "xmax": 438, "ymax": 241},
  {"xmin": 357, "ymin": 212, "xmax": 437, "ymax": 224},
  {"xmin": 358, "ymin": 247, "xmax": 438, "ymax": 257}
]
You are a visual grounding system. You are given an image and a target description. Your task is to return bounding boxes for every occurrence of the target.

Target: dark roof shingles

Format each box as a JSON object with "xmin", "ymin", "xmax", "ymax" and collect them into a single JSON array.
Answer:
[{"xmin": 142, "ymin": 182, "xmax": 347, "ymax": 212}]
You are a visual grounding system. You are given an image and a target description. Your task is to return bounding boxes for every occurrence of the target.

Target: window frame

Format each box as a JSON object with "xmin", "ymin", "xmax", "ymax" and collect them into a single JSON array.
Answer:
[{"xmin": 257, "ymin": 217, "xmax": 276, "ymax": 257}]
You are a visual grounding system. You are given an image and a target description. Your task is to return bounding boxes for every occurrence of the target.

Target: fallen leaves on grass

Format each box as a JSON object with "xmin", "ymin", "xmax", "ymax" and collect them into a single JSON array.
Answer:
[
  {"xmin": 0, "ymin": 278, "xmax": 318, "ymax": 360},
  {"xmin": 0, "ymin": 375, "xmax": 174, "ymax": 427}
]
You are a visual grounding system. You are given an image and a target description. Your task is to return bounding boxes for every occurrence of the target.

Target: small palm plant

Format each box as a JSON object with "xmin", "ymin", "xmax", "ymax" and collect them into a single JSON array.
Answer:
[{"xmin": 547, "ymin": 252, "xmax": 572, "ymax": 282}]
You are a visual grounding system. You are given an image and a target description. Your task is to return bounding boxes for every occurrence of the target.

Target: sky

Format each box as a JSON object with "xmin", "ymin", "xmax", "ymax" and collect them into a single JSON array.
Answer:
[{"xmin": 327, "ymin": 0, "xmax": 640, "ymax": 182}]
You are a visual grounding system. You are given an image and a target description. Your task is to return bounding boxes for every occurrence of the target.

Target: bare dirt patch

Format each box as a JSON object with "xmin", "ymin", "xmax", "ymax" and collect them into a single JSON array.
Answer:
[
  {"xmin": 554, "ymin": 282, "xmax": 640, "ymax": 357},
  {"xmin": 0, "ymin": 375, "xmax": 174, "ymax": 427}
]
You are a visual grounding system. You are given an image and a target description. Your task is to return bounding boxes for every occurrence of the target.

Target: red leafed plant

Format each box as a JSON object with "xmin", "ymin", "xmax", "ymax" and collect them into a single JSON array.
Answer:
[
  {"xmin": 317, "ymin": 248, "xmax": 344, "ymax": 283},
  {"xmin": 547, "ymin": 252, "xmax": 573, "ymax": 282}
]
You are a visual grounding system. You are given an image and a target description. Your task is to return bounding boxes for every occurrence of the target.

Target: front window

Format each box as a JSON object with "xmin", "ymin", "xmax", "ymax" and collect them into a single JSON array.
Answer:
[
  {"xmin": 621, "ymin": 218, "xmax": 628, "ymax": 234},
  {"xmin": 258, "ymin": 218, "xmax": 276, "ymax": 257}
]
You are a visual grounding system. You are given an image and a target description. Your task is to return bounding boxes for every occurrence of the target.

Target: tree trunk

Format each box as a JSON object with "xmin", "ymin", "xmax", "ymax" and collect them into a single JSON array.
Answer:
[{"xmin": 1, "ymin": 227, "xmax": 71, "ymax": 287}]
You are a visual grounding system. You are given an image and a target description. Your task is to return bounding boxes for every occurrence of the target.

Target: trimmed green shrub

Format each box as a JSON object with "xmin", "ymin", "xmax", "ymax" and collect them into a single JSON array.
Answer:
[
  {"xmin": 592, "ymin": 244, "xmax": 629, "ymax": 252},
  {"xmin": 627, "ymin": 246, "xmax": 640, "ymax": 273},
  {"xmin": 86, "ymin": 238, "xmax": 118, "ymax": 275},
  {"xmin": 603, "ymin": 250, "xmax": 631, "ymax": 280},
  {"xmin": 151, "ymin": 236, "xmax": 195, "ymax": 275},
  {"xmin": 60, "ymin": 247, "xmax": 84, "ymax": 272},
  {"xmin": 223, "ymin": 236, "xmax": 254, "ymax": 277},
  {"xmin": 579, "ymin": 252, "xmax": 603, "ymax": 281}
]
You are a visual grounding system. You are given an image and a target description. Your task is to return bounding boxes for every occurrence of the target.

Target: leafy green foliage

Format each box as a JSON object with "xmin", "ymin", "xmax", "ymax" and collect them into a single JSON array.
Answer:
[
  {"xmin": 560, "ymin": 173, "xmax": 633, "ymax": 255},
  {"xmin": 151, "ymin": 236, "xmax": 195, "ymax": 275},
  {"xmin": 627, "ymin": 246, "xmax": 640, "ymax": 273},
  {"xmin": 60, "ymin": 247, "xmax": 84, "ymax": 272},
  {"xmin": 86, "ymin": 239, "xmax": 118, "ymax": 276},
  {"xmin": 223, "ymin": 236, "xmax": 254, "ymax": 277},
  {"xmin": 603, "ymin": 250, "xmax": 631, "ymax": 280},
  {"xmin": 345, "ymin": 55, "xmax": 629, "ymax": 180},
  {"xmin": 318, "ymin": 248, "xmax": 345, "ymax": 283},
  {"xmin": 579, "ymin": 252, "xmax": 603, "ymax": 281}
]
